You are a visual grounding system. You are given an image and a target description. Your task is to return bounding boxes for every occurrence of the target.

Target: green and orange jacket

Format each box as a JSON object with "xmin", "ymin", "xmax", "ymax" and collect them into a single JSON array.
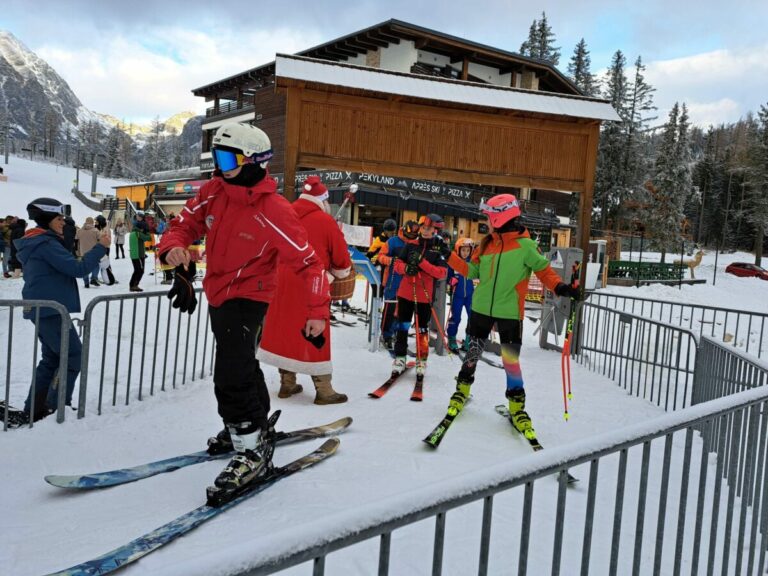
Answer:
[{"xmin": 447, "ymin": 229, "xmax": 562, "ymax": 320}]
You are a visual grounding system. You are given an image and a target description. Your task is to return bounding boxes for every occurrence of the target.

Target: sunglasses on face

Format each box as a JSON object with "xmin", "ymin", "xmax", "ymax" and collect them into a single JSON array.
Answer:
[{"xmin": 212, "ymin": 148, "xmax": 254, "ymax": 172}]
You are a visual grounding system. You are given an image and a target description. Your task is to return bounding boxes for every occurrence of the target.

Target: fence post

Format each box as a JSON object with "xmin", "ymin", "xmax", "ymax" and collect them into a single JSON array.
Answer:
[{"xmin": 55, "ymin": 310, "xmax": 71, "ymax": 423}]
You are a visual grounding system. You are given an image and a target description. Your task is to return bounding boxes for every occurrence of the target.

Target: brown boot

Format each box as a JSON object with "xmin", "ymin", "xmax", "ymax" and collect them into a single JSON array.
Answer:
[
  {"xmin": 277, "ymin": 369, "xmax": 303, "ymax": 398},
  {"xmin": 312, "ymin": 374, "xmax": 347, "ymax": 405}
]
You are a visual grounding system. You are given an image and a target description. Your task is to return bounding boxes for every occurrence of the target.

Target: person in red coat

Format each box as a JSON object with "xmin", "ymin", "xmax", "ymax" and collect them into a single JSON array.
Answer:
[
  {"xmin": 157, "ymin": 123, "xmax": 329, "ymax": 499},
  {"xmin": 391, "ymin": 214, "xmax": 448, "ymax": 381},
  {"xmin": 258, "ymin": 176, "xmax": 352, "ymax": 404}
]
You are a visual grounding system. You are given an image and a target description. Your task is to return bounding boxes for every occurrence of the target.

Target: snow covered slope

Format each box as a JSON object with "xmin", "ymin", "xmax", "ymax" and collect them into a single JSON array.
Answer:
[{"xmin": 0, "ymin": 154, "xmax": 128, "ymax": 222}]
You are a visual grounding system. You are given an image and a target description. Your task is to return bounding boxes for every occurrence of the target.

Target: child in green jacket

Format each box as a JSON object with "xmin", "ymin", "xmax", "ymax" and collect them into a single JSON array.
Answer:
[
  {"xmin": 439, "ymin": 194, "xmax": 580, "ymax": 442},
  {"xmin": 128, "ymin": 224, "xmax": 151, "ymax": 292}
]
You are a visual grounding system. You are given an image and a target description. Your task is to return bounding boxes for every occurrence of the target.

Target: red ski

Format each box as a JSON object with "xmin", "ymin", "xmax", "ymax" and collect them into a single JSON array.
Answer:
[
  {"xmin": 368, "ymin": 362, "xmax": 415, "ymax": 398},
  {"xmin": 410, "ymin": 378, "xmax": 424, "ymax": 401}
]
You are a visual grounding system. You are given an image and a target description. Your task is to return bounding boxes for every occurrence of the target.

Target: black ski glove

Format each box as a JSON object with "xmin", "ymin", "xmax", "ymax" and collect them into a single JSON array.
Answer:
[
  {"xmin": 437, "ymin": 240, "xmax": 453, "ymax": 259},
  {"xmin": 167, "ymin": 263, "xmax": 197, "ymax": 314},
  {"xmin": 407, "ymin": 249, "xmax": 423, "ymax": 267},
  {"xmin": 554, "ymin": 282, "xmax": 582, "ymax": 301}
]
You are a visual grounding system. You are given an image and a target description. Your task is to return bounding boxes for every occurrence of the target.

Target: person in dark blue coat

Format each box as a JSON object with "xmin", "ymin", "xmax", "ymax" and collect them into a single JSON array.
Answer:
[{"xmin": 13, "ymin": 198, "xmax": 110, "ymax": 424}]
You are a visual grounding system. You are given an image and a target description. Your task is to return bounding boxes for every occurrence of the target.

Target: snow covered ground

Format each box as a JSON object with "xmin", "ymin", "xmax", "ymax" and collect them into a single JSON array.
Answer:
[
  {"xmin": 1, "ymin": 158, "xmax": 767, "ymax": 575},
  {"xmin": 0, "ymin": 154, "xmax": 126, "ymax": 222}
]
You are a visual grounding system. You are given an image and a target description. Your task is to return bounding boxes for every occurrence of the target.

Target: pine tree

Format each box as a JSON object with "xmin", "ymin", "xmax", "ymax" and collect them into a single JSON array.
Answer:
[
  {"xmin": 745, "ymin": 103, "xmax": 768, "ymax": 264},
  {"xmin": 536, "ymin": 12, "xmax": 560, "ymax": 65},
  {"xmin": 519, "ymin": 20, "xmax": 540, "ymax": 57},
  {"xmin": 645, "ymin": 104, "xmax": 691, "ymax": 260},
  {"xmin": 519, "ymin": 12, "xmax": 559, "ymax": 65},
  {"xmin": 594, "ymin": 50, "xmax": 629, "ymax": 231},
  {"xmin": 567, "ymin": 38, "xmax": 598, "ymax": 96}
]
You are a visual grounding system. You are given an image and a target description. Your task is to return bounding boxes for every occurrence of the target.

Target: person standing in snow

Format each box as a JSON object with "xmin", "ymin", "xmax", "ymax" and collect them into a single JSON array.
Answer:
[
  {"xmin": 157, "ymin": 122, "xmax": 329, "ymax": 500},
  {"xmin": 94, "ymin": 215, "xmax": 117, "ymax": 285},
  {"xmin": 10, "ymin": 198, "xmax": 109, "ymax": 426},
  {"xmin": 437, "ymin": 194, "xmax": 581, "ymax": 441},
  {"xmin": 76, "ymin": 217, "xmax": 101, "ymax": 287},
  {"xmin": 390, "ymin": 214, "xmax": 448, "ymax": 381},
  {"xmin": 113, "ymin": 219, "xmax": 127, "ymax": 259},
  {"xmin": 366, "ymin": 218, "xmax": 397, "ymax": 298},
  {"xmin": 376, "ymin": 220, "xmax": 415, "ymax": 350},
  {"xmin": 258, "ymin": 175, "xmax": 352, "ymax": 405},
  {"xmin": 446, "ymin": 238, "xmax": 476, "ymax": 353},
  {"xmin": 127, "ymin": 224, "xmax": 151, "ymax": 292}
]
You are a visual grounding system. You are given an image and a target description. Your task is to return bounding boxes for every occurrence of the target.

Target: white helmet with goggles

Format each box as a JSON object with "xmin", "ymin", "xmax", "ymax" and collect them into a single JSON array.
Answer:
[{"xmin": 212, "ymin": 123, "xmax": 274, "ymax": 172}]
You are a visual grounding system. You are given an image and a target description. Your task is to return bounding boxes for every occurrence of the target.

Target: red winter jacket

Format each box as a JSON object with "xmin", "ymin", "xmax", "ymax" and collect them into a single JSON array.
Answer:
[
  {"xmin": 157, "ymin": 174, "xmax": 329, "ymax": 319},
  {"xmin": 258, "ymin": 196, "xmax": 352, "ymax": 374},
  {"xmin": 393, "ymin": 236, "xmax": 447, "ymax": 303}
]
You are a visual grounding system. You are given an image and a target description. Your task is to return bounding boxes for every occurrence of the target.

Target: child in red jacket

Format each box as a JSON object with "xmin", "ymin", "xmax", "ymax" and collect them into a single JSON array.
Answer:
[{"xmin": 391, "ymin": 214, "xmax": 448, "ymax": 381}]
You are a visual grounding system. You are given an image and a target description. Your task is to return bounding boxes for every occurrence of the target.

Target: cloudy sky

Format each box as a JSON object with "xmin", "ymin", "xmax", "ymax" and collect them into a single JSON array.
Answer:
[{"xmin": 1, "ymin": 0, "xmax": 766, "ymax": 127}]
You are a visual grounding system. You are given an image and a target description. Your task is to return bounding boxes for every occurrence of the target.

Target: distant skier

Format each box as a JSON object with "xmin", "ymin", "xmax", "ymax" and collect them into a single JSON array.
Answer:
[
  {"xmin": 376, "ymin": 220, "xmax": 414, "ymax": 350},
  {"xmin": 366, "ymin": 218, "xmax": 397, "ymax": 298},
  {"xmin": 157, "ymin": 122, "xmax": 329, "ymax": 502},
  {"xmin": 446, "ymin": 237, "xmax": 476, "ymax": 353},
  {"xmin": 391, "ymin": 214, "xmax": 448, "ymax": 381},
  {"xmin": 437, "ymin": 194, "xmax": 581, "ymax": 442},
  {"xmin": 11, "ymin": 198, "xmax": 109, "ymax": 426}
]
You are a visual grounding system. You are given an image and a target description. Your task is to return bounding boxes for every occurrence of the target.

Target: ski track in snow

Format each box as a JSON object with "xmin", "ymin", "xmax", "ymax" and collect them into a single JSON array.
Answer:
[{"xmin": 1, "ymin": 155, "xmax": 767, "ymax": 575}]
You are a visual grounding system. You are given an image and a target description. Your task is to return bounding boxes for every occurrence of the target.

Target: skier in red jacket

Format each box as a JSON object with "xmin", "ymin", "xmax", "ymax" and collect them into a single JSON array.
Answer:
[
  {"xmin": 158, "ymin": 123, "xmax": 329, "ymax": 502},
  {"xmin": 391, "ymin": 214, "xmax": 448, "ymax": 381}
]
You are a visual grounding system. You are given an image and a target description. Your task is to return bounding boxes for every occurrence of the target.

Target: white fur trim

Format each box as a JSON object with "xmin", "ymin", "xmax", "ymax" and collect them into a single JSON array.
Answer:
[
  {"xmin": 256, "ymin": 347, "xmax": 332, "ymax": 376},
  {"xmin": 298, "ymin": 193, "xmax": 329, "ymax": 208},
  {"xmin": 331, "ymin": 266, "xmax": 351, "ymax": 279}
]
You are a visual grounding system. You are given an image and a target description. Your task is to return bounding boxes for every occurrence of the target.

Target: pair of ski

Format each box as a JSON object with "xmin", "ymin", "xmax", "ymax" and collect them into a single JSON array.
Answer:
[
  {"xmin": 368, "ymin": 362, "xmax": 423, "ymax": 401},
  {"xmin": 423, "ymin": 404, "xmax": 578, "ymax": 485},
  {"xmin": 450, "ymin": 345, "xmax": 505, "ymax": 370},
  {"xmin": 42, "ymin": 416, "xmax": 351, "ymax": 576}
]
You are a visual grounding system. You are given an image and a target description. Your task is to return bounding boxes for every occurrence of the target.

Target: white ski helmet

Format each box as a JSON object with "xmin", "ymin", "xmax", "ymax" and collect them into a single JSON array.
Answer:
[{"xmin": 212, "ymin": 123, "xmax": 273, "ymax": 165}]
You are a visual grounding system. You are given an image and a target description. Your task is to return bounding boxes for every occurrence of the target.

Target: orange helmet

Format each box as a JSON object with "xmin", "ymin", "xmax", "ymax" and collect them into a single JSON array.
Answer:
[{"xmin": 454, "ymin": 237, "xmax": 475, "ymax": 254}]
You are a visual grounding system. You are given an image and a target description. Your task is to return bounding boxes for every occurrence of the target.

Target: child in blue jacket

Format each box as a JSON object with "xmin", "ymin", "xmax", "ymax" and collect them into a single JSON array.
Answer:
[{"xmin": 446, "ymin": 238, "xmax": 475, "ymax": 353}]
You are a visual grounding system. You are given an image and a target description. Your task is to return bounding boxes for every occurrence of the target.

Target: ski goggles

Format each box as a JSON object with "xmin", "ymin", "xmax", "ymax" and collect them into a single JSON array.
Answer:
[
  {"xmin": 478, "ymin": 198, "xmax": 520, "ymax": 213},
  {"xmin": 32, "ymin": 203, "xmax": 70, "ymax": 216},
  {"xmin": 212, "ymin": 148, "xmax": 255, "ymax": 172}
]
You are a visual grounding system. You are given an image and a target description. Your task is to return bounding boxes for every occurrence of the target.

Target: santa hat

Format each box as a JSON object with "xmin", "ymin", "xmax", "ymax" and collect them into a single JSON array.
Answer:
[{"xmin": 302, "ymin": 176, "xmax": 329, "ymax": 202}]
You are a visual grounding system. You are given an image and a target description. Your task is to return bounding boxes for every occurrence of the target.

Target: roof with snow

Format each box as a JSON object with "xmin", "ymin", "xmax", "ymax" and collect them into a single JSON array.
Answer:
[
  {"xmin": 275, "ymin": 54, "xmax": 620, "ymax": 122},
  {"xmin": 192, "ymin": 19, "xmax": 582, "ymax": 98}
]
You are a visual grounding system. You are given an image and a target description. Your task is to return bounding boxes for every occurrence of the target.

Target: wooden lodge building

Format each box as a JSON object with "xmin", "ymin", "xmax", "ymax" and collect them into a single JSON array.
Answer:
[{"xmin": 176, "ymin": 19, "xmax": 618, "ymax": 252}]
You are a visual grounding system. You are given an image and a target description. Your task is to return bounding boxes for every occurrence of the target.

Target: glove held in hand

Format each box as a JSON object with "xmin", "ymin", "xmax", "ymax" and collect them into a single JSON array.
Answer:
[
  {"xmin": 167, "ymin": 263, "xmax": 198, "ymax": 314},
  {"xmin": 554, "ymin": 282, "xmax": 581, "ymax": 300}
]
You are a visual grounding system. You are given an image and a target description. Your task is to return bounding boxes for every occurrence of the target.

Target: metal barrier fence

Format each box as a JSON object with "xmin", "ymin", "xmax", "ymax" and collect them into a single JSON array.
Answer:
[
  {"xmin": 576, "ymin": 302, "xmax": 699, "ymax": 411},
  {"xmin": 694, "ymin": 337, "xmax": 768, "ymax": 406},
  {"xmin": 588, "ymin": 292, "xmax": 768, "ymax": 359},
  {"xmin": 77, "ymin": 288, "xmax": 214, "ymax": 417},
  {"xmin": 1, "ymin": 299, "xmax": 72, "ymax": 429},
  {"xmin": 231, "ymin": 361, "xmax": 768, "ymax": 576}
]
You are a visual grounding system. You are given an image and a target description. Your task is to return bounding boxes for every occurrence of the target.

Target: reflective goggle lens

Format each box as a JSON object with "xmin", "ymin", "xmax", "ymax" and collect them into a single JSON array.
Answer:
[
  {"xmin": 213, "ymin": 148, "xmax": 247, "ymax": 172},
  {"xmin": 33, "ymin": 203, "xmax": 66, "ymax": 215},
  {"xmin": 479, "ymin": 199, "xmax": 519, "ymax": 213}
]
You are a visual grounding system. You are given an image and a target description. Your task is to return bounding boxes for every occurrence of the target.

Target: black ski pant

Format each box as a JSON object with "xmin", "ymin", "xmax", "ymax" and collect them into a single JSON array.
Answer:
[
  {"xmin": 459, "ymin": 311, "xmax": 524, "ymax": 396},
  {"xmin": 208, "ymin": 299, "xmax": 270, "ymax": 429},
  {"xmin": 129, "ymin": 258, "xmax": 144, "ymax": 288},
  {"xmin": 394, "ymin": 297, "xmax": 431, "ymax": 359},
  {"xmin": 115, "ymin": 243, "xmax": 125, "ymax": 259}
]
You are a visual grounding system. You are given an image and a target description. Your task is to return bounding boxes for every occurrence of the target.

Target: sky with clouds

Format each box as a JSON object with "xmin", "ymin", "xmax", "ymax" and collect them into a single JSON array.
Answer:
[{"xmin": 1, "ymin": 0, "xmax": 766, "ymax": 128}]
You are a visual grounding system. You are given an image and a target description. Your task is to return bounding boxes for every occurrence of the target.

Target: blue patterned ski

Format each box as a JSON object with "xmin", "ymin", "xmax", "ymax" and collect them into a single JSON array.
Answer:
[
  {"xmin": 45, "ymin": 417, "xmax": 351, "ymax": 489},
  {"xmin": 43, "ymin": 438, "xmax": 340, "ymax": 576}
]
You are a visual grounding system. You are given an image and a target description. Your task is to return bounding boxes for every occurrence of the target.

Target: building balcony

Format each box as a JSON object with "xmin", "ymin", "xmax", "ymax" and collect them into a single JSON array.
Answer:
[{"xmin": 205, "ymin": 101, "xmax": 255, "ymax": 119}]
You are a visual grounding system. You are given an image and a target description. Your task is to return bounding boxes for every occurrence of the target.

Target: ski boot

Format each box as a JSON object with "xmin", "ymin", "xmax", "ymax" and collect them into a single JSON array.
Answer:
[
  {"xmin": 447, "ymin": 337, "xmax": 460, "ymax": 354},
  {"xmin": 507, "ymin": 389, "xmax": 536, "ymax": 442},
  {"xmin": 461, "ymin": 337, "xmax": 471, "ymax": 353},
  {"xmin": 391, "ymin": 356, "xmax": 407, "ymax": 377},
  {"xmin": 206, "ymin": 412, "xmax": 279, "ymax": 507},
  {"xmin": 206, "ymin": 427, "xmax": 233, "ymax": 455},
  {"xmin": 415, "ymin": 359, "xmax": 427, "ymax": 382},
  {"xmin": 447, "ymin": 377, "xmax": 473, "ymax": 417}
]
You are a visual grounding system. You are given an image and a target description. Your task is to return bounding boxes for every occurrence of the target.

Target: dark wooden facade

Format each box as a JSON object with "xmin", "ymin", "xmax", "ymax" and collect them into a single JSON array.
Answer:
[{"xmin": 277, "ymin": 75, "xmax": 600, "ymax": 276}]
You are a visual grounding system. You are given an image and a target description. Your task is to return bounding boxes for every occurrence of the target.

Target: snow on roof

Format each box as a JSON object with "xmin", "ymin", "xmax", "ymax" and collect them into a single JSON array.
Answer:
[{"xmin": 275, "ymin": 54, "xmax": 621, "ymax": 122}]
